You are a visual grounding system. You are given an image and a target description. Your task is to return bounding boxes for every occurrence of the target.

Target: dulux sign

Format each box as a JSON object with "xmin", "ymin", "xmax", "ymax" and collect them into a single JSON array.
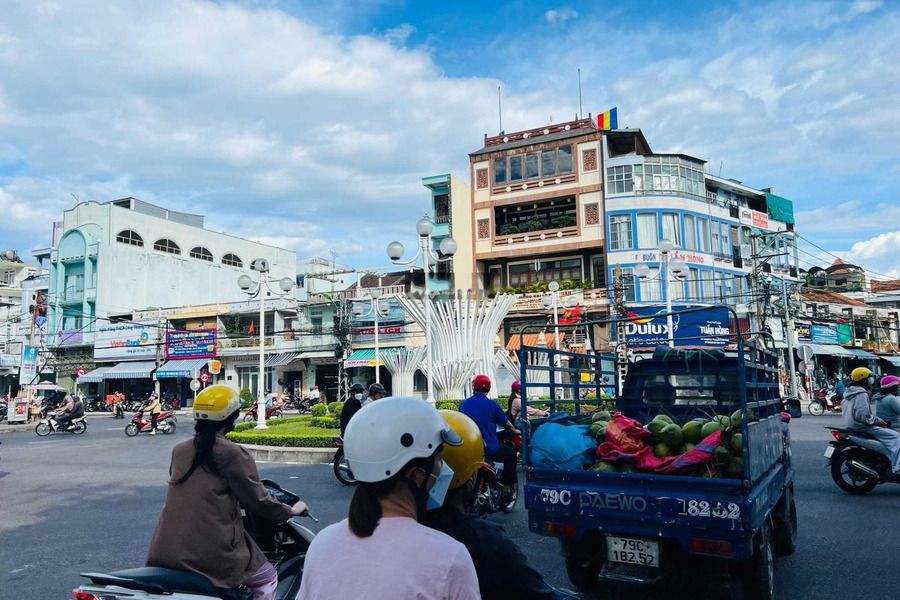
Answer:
[{"xmin": 625, "ymin": 305, "xmax": 731, "ymax": 348}]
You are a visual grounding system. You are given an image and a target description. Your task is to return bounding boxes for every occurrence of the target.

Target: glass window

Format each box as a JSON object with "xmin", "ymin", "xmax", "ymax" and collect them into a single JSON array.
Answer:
[
  {"xmin": 542, "ymin": 151, "xmax": 557, "ymax": 177},
  {"xmin": 493, "ymin": 158, "xmax": 507, "ymax": 185},
  {"xmin": 698, "ymin": 218, "xmax": 711, "ymax": 252},
  {"xmin": 622, "ymin": 267, "xmax": 636, "ymax": 302},
  {"xmin": 662, "ymin": 213, "xmax": 680, "ymax": 247},
  {"xmin": 637, "ymin": 213, "xmax": 658, "ymax": 249},
  {"xmin": 190, "ymin": 246, "xmax": 213, "ymax": 261},
  {"xmin": 558, "ymin": 145, "xmax": 574, "ymax": 174},
  {"xmin": 222, "ymin": 253, "xmax": 243, "ymax": 267},
  {"xmin": 683, "ymin": 214, "xmax": 698, "ymax": 250},
  {"xmin": 701, "ymin": 271, "xmax": 714, "ymax": 300},
  {"xmin": 526, "ymin": 153, "xmax": 540, "ymax": 179},
  {"xmin": 641, "ymin": 267, "xmax": 662, "ymax": 301},
  {"xmin": 153, "ymin": 239, "xmax": 180, "ymax": 255},
  {"xmin": 688, "ymin": 267, "xmax": 702, "ymax": 301},
  {"xmin": 116, "ymin": 230, "xmax": 144, "ymax": 247},
  {"xmin": 607, "ymin": 165, "xmax": 633, "ymax": 194},
  {"xmin": 734, "ymin": 275, "xmax": 744, "ymax": 303},
  {"xmin": 591, "ymin": 256, "xmax": 607, "ymax": 288},
  {"xmin": 609, "ymin": 214, "xmax": 633, "ymax": 250},
  {"xmin": 509, "ymin": 155, "xmax": 523, "ymax": 181},
  {"xmin": 668, "ymin": 273, "xmax": 684, "ymax": 302}
]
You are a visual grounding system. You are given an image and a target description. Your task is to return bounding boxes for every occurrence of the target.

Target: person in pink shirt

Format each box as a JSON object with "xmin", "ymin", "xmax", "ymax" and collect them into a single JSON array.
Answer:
[{"xmin": 507, "ymin": 381, "xmax": 549, "ymax": 422}]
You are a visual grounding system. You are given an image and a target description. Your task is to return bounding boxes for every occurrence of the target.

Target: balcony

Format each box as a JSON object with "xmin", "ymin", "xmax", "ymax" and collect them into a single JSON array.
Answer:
[
  {"xmin": 434, "ymin": 214, "xmax": 450, "ymax": 224},
  {"xmin": 312, "ymin": 285, "xmax": 407, "ymax": 303},
  {"xmin": 217, "ymin": 336, "xmax": 275, "ymax": 350},
  {"xmin": 85, "ymin": 288, "xmax": 97, "ymax": 302},
  {"xmin": 494, "ymin": 225, "xmax": 579, "ymax": 246},
  {"xmin": 61, "ymin": 288, "xmax": 84, "ymax": 304}
]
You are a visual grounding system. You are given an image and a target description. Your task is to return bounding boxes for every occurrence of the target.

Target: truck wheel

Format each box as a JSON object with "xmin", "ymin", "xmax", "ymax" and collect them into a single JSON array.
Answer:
[
  {"xmin": 565, "ymin": 557, "xmax": 601, "ymax": 590},
  {"xmin": 742, "ymin": 523, "xmax": 775, "ymax": 600},
  {"xmin": 831, "ymin": 449, "xmax": 879, "ymax": 494},
  {"xmin": 772, "ymin": 497, "xmax": 797, "ymax": 556}
]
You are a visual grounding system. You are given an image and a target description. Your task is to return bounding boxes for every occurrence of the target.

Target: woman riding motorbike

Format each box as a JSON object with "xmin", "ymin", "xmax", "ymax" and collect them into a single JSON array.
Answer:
[
  {"xmin": 145, "ymin": 385, "xmax": 309, "ymax": 600},
  {"xmin": 873, "ymin": 375, "xmax": 900, "ymax": 431}
]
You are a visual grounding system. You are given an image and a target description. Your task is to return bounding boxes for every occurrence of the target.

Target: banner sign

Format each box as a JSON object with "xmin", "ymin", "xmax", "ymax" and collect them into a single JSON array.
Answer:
[
  {"xmin": 94, "ymin": 322, "xmax": 159, "ymax": 361},
  {"xmin": 350, "ymin": 298, "xmax": 406, "ymax": 325},
  {"xmin": 739, "ymin": 207, "xmax": 769, "ymax": 230},
  {"xmin": 0, "ymin": 354, "xmax": 20, "ymax": 368},
  {"xmin": 353, "ymin": 325, "xmax": 404, "ymax": 341},
  {"xmin": 794, "ymin": 323, "xmax": 812, "ymax": 342},
  {"xmin": 509, "ymin": 288, "xmax": 608, "ymax": 314},
  {"xmin": 166, "ymin": 329, "xmax": 218, "ymax": 359},
  {"xmin": 57, "ymin": 329, "xmax": 83, "ymax": 345},
  {"xmin": 624, "ymin": 305, "xmax": 731, "ymax": 348},
  {"xmin": 19, "ymin": 345, "xmax": 39, "ymax": 384},
  {"xmin": 811, "ymin": 325, "xmax": 839, "ymax": 345}
]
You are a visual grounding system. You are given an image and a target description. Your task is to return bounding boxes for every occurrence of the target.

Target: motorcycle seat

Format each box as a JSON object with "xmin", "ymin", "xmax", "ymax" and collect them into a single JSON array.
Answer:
[
  {"xmin": 847, "ymin": 436, "xmax": 892, "ymax": 458},
  {"xmin": 85, "ymin": 567, "xmax": 251, "ymax": 600}
]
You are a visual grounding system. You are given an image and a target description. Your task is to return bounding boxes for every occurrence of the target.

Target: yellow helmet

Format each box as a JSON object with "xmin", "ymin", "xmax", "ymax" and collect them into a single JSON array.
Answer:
[
  {"xmin": 851, "ymin": 367, "xmax": 872, "ymax": 382},
  {"xmin": 193, "ymin": 385, "xmax": 242, "ymax": 421},
  {"xmin": 439, "ymin": 410, "xmax": 485, "ymax": 489}
]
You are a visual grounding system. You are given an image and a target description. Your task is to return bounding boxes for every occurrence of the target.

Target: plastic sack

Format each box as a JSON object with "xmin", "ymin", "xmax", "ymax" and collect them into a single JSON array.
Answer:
[
  {"xmin": 604, "ymin": 413, "xmax": 651, "ymax": 453},
  {"xmin": 530, "ymin": 421, "xmax": 597, "ymax": 471}
]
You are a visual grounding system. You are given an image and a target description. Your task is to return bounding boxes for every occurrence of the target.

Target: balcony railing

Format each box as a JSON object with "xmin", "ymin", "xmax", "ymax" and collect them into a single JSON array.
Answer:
[
  {"xmin": 62, "ymin": 288, "xmax": 84, "ymax": 303},
  {"xmin": 217, "ymin": 336, "xmax": 275, "ymax": 350},
  {"xmin": 713, "ymin": 252, "xmax": 733, "ymax": 262},
  {"xmin": 494, "ymin": 225, "xmax": 579, "ymax": 246},
  {"xmin": 336, "ymin": 285, "xmax": 407, "ymax": 300},
  {"xmin": 434, "ymin": 214, "xmax": 450, "ymax": 224}
]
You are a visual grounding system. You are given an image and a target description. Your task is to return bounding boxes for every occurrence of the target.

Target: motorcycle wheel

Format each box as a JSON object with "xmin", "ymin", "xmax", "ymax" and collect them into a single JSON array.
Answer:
[
  {"xmin": 85, "ymin": 403, "xmax": 95, "ymax": 412},
  {"xmin": 272, "ymin": 410, "xmax": 283, "ymax": 420},
  {"xmin": 72, "ymin": 421, "xmax": 87, "ymax": 434},
  {"xmin": 162, "ymin": 420, "xmax": 176, "ymax": 435},
  {"xmin": 333, "ymin": 448, "xmax": 357, "ymax": 485},
  {"xmin": 831, "ymin": 448, "xmax": 880, "ymax": 494},
  {"xmin": 501, "ymin": 487, "xmax": 518, "ymax": 514},
  {"xmin": 125, "ymin": 423, "xmax": 139, "ymax": 437},
  {"xmin": 808, "ymin": 401, "xmax": 825, "ymax": 416},
  {"xmin": 243, "ymin": 413, "xmax": 255, "ymax": 423},
  {"xmin": 35, "ymin": 422, "xmax": 51, "ymax": 436}
]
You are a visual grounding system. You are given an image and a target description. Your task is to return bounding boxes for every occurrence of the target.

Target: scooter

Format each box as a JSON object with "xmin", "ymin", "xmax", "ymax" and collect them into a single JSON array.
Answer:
[
  {"xmin": 332, "ymin": 436, "xmax": 356, "ymax": 485},
  {"xmin": 243, "ymin": 404, "xmax": 284, "ymax": 423},
  {"xmin": 808, "ymin": 386, "xmax": 842, "ymax": 416},
  {"xmin": 75, "ymin": 480, "xmax": 316, "ymax": 600},
  {"xmin": 825, "ymin": 426, "xmax": 900, "ymax": 494},
  {"xmin": 470, "ymin": 429, "xmax": 518, "ymax": 517},
  {"xmin": 109, "ymin": 401, "xmax": 126, "ymax": 419},
  {"xmin": 35, "ymin": 413, "xmax": 88, "ymax": 436},
  {"xmin": 125, "ymin": 410, "xmax": 177, "ymax": 436}
]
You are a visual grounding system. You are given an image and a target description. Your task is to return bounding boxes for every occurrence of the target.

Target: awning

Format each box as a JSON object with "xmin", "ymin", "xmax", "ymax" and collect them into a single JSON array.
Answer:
[
  {"xmin": 156, "ymin": 358, "xmax": 209, "ymax": 379},
  {"xmin": 103, "ymin": 360, "xmax": 157, "ymax": 380},
  {"xmin": 844, "ymin": 348, "xmax": 876, "ymax": 359},
  {"xmin": 298, "ymin": 350, "xmax": 337, "ymax": 359},
  {"xmin": 820, "ymin": 344, "xmax": 857, "ymax": 358},
  {"xmin": 77, "ymin": 366, "xmax": 111, "ymax": 383},
  {"xmin": 506, "ymin": 332, "xmax": 565, "ymax": 351},
  {"xmin": 879, "ymin": 356, "xmax": 900, "ymax": 367},
  {"xmin": 345, "ymin": 348, "xmax": 398, "ymax": 368},
  {"xmin": 264, "ymin": 352, "xmax": 301, "ymax": 367}
]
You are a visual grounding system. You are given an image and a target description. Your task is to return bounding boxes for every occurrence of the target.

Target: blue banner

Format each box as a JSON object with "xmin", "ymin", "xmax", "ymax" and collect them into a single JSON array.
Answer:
[
  {"xmin": 811, "ymin": 325, "xmax": 839, "ymax": 345},
  {"xmin": 166, "ymin": 329, "xmax": 217, "ymax": 359},
  {"xmin": 624, "ymin": 305, "xmax": 731, "ymax": 348}
]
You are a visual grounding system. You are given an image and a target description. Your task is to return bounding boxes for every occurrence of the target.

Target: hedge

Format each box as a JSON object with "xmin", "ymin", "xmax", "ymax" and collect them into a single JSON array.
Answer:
[
  {"xmin": 311, "ymin": 404, "xmax": 327, "ymax": 417},
  {"xmin": 309, "ymin": 416, "xmax": 340, "ymax": 429},
  {"xmin": 227, "ymin": 416, "xmax": 338, "ymax": 448},
  {"xmin": 327, "ymin": 401, "xmax": 344, "ymax": 415}
]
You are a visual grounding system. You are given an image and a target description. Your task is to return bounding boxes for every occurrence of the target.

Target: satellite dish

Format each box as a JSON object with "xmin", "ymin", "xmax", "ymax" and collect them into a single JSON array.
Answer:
[{"xmin": 1, "ymin": 250, "xmax": 17, "ymax": 261}]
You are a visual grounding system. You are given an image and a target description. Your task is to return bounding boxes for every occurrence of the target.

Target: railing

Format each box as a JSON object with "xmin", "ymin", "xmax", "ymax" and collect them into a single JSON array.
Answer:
[
  {"xmin": 63, "ymin": 288, "xmax": 84, "ymax": 303},
  {"xmin": 434, "ymin": 214, "xmax": 450, "ymax": 224},
  {"xmin": 494, "ymin": 225, "xmax": 579, "ymax": 246},
  {"xmin": 713, "ymin": 252, "xmax": 733, "ymax": 262},
  {"xmin": 216, "ymin": 336, "xmax": 275, "ymax": 349},
  {"xmin": 706, "ymin": 190, "xmax": 719, "ymax": 201},
  {"xmin": 341, "ymin": 285, "xmax": 407, "ymax": 300}
]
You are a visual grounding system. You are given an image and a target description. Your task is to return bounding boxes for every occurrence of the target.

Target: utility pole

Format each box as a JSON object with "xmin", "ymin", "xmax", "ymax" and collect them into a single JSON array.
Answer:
[
  {"xmin": 613, "ymin": 265, "xmax": 628, "ymax": 396},
  {"xmin": 780, "ymin": 278, "xmax": 798, "ymax": 398},
  {"xmin": 155, "ymin": 317, "xmax": 164, "ymax": 397}
]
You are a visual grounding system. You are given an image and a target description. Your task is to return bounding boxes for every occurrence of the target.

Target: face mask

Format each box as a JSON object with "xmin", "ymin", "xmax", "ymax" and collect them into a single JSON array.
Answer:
[
  {"xmin": 354, "ymin": 393, "xmax": 363, "ymax": 401},
  {"xmin": 426, "ymin": 462, "xmax": 454, "ymax": 511}
]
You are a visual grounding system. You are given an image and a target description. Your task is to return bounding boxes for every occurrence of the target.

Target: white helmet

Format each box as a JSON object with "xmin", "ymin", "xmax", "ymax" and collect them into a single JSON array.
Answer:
[{"xmin": 344, "ymin": 397, "xmax": 463, "ymax": 483}]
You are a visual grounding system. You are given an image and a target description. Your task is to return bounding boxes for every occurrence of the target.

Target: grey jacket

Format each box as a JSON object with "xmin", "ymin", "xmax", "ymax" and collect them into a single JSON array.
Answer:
[{"xmin": 842, "ymin": 386, "xmax": 880, "ymax": 431}]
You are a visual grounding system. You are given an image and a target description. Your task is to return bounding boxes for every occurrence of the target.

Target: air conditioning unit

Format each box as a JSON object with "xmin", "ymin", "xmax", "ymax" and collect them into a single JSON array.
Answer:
[{"xmin": 761, "ymin": 263, "xmax": 772, "ymax": 273}]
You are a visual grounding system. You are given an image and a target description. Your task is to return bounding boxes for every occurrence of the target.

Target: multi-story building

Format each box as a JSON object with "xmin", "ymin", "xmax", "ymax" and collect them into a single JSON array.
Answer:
[
  {"xmin": 44, "ymin": 197, "xmax": 297, "ymax": 390},
  {"xmin": 421, "ymin": 174, "xmax": 473, "ymax": 295},
  {"xmin": 1, "ymin": 254, "xmax": 39, "ymax": 395}
]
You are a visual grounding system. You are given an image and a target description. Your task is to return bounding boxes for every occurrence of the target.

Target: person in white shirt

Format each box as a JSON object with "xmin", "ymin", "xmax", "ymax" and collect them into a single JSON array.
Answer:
[{"xmin": 299, "ymin": 397, "xmax": 481, "ymax": 600}]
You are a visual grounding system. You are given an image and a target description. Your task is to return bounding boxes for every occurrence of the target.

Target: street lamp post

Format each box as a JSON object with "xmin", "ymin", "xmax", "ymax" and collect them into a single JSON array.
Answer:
[
  {"xmin": 352, "ymin": 288, "xmax": 388, "ymax": 384},
  {"xmin": 387, "ymin": 217, "xmax": 457, "ymax": 405},
  {"xmin": 238, "ymin": 261, "xmax": 296, "ymax": 430},
  {"xmin": 635, "ymin": 239, "xmax": 685, "ymax": 347}
]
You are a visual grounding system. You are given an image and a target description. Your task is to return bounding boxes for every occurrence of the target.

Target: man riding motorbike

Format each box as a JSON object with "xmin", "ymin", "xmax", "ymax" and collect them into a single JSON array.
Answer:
[
  {"xmin": 339, "ymin": 383, "xmax": 367, "ymax": 437},
  {"xmin": 55, "ymin": 394, "xmax": 84, "ymax": 430},
  {"xmin": 842, "ymin": 367, "xmax": 900, "ymax": 477},
  {"xmin": 425, "ymin": 410, "xmax": 571, "ymax": 600},
  {"xmin": 460, "ymin": 375, "xmax": 520, "ymax": 503},
  {"xmin": 828, "ymin": 376, "xmax": 846, "ymax": 407},
  {"xmin": 873, "ymin": 375, "xmax": 900, "ymax": 432}
]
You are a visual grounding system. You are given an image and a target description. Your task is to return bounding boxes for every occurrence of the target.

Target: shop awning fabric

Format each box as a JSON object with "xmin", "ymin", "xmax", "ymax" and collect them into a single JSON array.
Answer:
[
  {"xmin": 156, "ymin": 358, "xmax": 208, "ymax": 379},
  {"xmin": 264, "ymin": 353, "xmax": 301, "ymax": 367},
  {"xmin": 844, "ymin": 348, "xmax": 876, "ymax": 359},
  {"xmin": 77, "ymin": 366, "xmax": 111, "ymax": 383},
  {"xmin": 345, "ymin": 348, "xmax": 398, "ymax": 368},
  {"xmin": 102, "ymin": 360, "xmax": 157, "ymax": 380},
  {"xmin": 799, "ymin": 344, "xmax": 855, "ymax": 358},
  {"xmin": 880, "ymin": 356, "xmax": 900, "ymax": 367}
]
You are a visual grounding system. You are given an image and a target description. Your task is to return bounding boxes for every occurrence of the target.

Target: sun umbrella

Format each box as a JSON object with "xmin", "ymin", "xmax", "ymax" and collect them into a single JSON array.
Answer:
[{"xmin": 32, "ymin": 382, "xmax": 66, "ymax": 391}]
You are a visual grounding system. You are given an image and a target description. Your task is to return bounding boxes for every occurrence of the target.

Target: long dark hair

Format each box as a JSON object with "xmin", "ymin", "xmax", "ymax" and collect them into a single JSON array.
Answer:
[
  {"xmin": 171, "ymin": 410, "xmax": 240, "ymax": 485},
  {"xmin": 506, "ymin": 390, "xmax": 519, "ymax": 423},
  {"xmin": 348, "ymin": 450, "xmax": 438, "ymax": 538}
]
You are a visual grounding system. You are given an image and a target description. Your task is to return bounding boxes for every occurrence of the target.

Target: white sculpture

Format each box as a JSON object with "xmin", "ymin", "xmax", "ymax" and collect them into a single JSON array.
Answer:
[{"xmin": 380, "ymin": 347, "xmax": 426, "ymax": 397}]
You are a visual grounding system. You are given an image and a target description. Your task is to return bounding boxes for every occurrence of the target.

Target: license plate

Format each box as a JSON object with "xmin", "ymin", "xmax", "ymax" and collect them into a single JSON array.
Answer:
[
  {"xmin": 606, "ymin": 535, "xmax": 659, "ymax": 567},
  {"xmin": 824, "ymin": 446, "xmax": 835, "ymax": 458}
]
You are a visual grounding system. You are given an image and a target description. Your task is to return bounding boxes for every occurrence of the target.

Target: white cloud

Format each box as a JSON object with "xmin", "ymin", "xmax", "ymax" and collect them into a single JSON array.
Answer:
[
  {"xmin": 843, "ymin": 230, "xmax": 900, "ymax": 279},
  {"xmin": 545, "ymin": 9, "xmax": 578, "ymax": 25}
]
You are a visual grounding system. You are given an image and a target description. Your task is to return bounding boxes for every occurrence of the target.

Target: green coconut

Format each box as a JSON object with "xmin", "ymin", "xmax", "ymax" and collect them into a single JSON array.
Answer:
[
  {"xmin": 589, "ymin": 421, "xmax": 608, "ymax": 441},
  {"xmin": 726, "ymin": 456, "xmax": 744, "ymax": 477},
  {"xmin": 730, "ymin": 409, "xmax": 743, "ymax": 429},
  {"xmin": 653, "ymin": 414, "xmax": 675, "ymax": 425},
  {"xmin": 646, "ymin": 420, "xmax": 668, "ymax": 436},
  {"xmin": 729, "ymin": 433, "xmax": 744, "ymax": 457},
  {"xmin": 683, "ymin": 442, "xmax": 696, "ymax": 453},
  {"xmin": 714, "ymin": 415, "xmax": 732, "ymax": 428},
  {"xmin": 653, "ymin": 443, "xmax": 675, "ymax": 459},
  {"xmin": 619, "ymin": 463, "xmax": 638, "ymax": 473},
  {"xmin": 682, "ymin": 420, "xmax": 704, "ymax": 444},
  {"xmin": 701, "ymin": 421, "xmax": 725, "ymax": 438},
  {"xmin": 590, "ymin": 461, "xmax": 618, "ymax": 473},
  {"xmin": 714, "ymin": 446, "xmax": 732, "ymax": 465},
  {"xmin": 659, "ymin": 423, "xmax": 684, "ymax": 447},
  {"xmin": 592, "ymin": 410, "xmax": 612, "ymax": 422}
]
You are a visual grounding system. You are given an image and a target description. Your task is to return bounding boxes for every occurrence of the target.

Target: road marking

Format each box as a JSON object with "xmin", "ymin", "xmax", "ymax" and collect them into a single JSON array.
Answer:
[{"xmin": 107, "ymin": 428, "xmax": 125, "ymax": 431}]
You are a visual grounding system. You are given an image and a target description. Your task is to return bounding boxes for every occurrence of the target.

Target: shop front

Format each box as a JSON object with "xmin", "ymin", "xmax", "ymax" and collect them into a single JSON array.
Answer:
[
  {"xmin": 156, "ymin": 358, "xmax": 210, "ymax": 408},
  {"xmin": 101, "ymin": 360, "xmax": 158, "ymax": 401}
]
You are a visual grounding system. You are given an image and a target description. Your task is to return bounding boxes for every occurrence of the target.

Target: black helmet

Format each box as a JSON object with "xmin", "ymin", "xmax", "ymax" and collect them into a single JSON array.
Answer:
[
  {"xmin": 350, "ymin": 383, "xmax": 365, "ymax": 393},
  {"xmin": 368, "ymin": 382, "xmax": 388, "ymax": 396}
]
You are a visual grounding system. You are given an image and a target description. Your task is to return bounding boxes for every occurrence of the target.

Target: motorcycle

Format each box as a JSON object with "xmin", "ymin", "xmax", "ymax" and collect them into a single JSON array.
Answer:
[
  {"xmin": 284, "ymin": 393, "xmax": 315, "ymax": 413},
  {"xmin": 808, "ymin": 386, "xmax": 842, "ymax": 416},
  {"xmin": 243, "ymin": 404, "xmax": 284, "ymax": 423},
  {"xmin": 75, "ymin": 479, "xmax": 316, "ymax": 600},
  {"xmin": 332, "ymin": 436, "xmax": 356, "ymax": 485},
  {"xmin": 825, "ymin": 426, "xmax": 900, "ymax": 494},
  {"xmin": 108, "ymin": 401, "xmax": 126, "ymax": 419},
  {"xmin": 470, "ymin": 428, "xmax": 518, "ymax": 517},
  {"xmin": 35, "ymin": 413, "xmax": 88, "ymax": 436},
  {"xmin": 125, "ymin": 410, "xmax": 177, "ymax": 436}
]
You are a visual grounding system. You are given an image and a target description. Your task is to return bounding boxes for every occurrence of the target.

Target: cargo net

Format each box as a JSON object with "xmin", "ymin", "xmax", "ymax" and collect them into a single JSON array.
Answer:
[{"xmin": 517, "ymin": 309, "xmax": 785, "ymax": 482}]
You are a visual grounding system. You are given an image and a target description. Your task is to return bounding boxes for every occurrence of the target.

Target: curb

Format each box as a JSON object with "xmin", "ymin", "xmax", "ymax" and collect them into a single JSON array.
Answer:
[
  {"xmin": 239, "ymin": 443, "xmax": 335, "ymax": 465},
  {"xmin": 0, "ymin": 422, "xmax": 36, "ymax": 434}
]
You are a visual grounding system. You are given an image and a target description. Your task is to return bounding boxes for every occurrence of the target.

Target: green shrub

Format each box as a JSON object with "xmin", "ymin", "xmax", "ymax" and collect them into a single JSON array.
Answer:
[
  {"xmin": 311, "ymin": 404, "xmax": 327, "ymax": 417},
  {"xmin": 309, "ymin": 416, "xmax": 339, "ymax": 428},
  {"xmin": 226, "ymin": 416, "xmax": 338, "ymax": 447},
  {"xmin": 499, "ymin": 224, "xmax": 519, "ymax": 235},
  {"xmin": 436, "ymin": 400, "xmax": 462, "ymax": 411},
  {"xmin": 239, "ymin": 386, "xmax": 255, "ymax": 409},
  {"xmin": 327, "ymin": 401, "xmax": 344, "ymax": 414},
  {"xmin": 227, "ymin": 432, "xmax": 336, "ymax": 448}
]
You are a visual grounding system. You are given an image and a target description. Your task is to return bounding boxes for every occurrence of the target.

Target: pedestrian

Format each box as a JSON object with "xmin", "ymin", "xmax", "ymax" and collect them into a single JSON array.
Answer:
[{"xmin": 145, "ymin": 391, "xmax": 161, "ymax": 435}]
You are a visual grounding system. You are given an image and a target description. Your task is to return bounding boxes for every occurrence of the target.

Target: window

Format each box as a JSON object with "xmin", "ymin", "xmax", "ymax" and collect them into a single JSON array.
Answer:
[
  {"xmin": 153, "ymin": 238, "xmax": 180, "ymax": 255},
  {"xmin": 491, "ymin": 145, "xmax": 574, "ymax": 186},
  {"xmin": 542, "ymin": 151, "xmax": 557, "ymax": 177},
  {"xmin": 609, "ymin": 214, "xmax": 633, "ymax": 250},
  {"xmin": 701, "ymin": 271, "xmax": 714, "ymax": 300},
  {"xmin": 635, "ymin": 156, "xmax": 705, "ymax": 197},
  {"xmin": 668, "ymin": 273, "xmax": 684, "ymax": 302},
  {"xmin": 116, "ymin": 230, "xmax": 144, "ymax": 247},
  {"xmin": 558, "ymin": 146, "xmax": 574, "ymax": 174},
  {"xmin": 508, "ymin": 258, "xmax": 582, "ymax": 287},
  {"xmin": 715, "ymin": 273, "xmax": 726, "ymax": 303},
  {"xmin": 222, "ymin": 253, "xmax": 243, "ymax": 267},
  {"xmin": 662, "ymin": 213, "xmax": 681, "ymax": 247},
  {"xmin": 493, "ymin": 158, "xmax": 507, "ymax": 185},
  {"xmin": 636, "ymin": 213, "xmax": 658, "ymax": 249},
  {"xmin": 591, "ymin": 256, "xmax": 607, "ymax": 288},
  {"xmin": 688, "ymin": 267, "xmax": 702, "ymax": 301},
  {"xmin": 494, "ymin": 195, "xmax": 577, "ymax": 235},
  {"xmin": 509, "ymin": 155, "xmax": 524, "ymax": 181},
  {"xmin": 190, "ymin": 246, "xmax": 213, "ymax": 261},
  {"xmin": 434, "ymin": 194, "xmax": 450, "ymax": 224},
  {"xmin": 525, "ymin": 153, "xmax": 540, "ymax": 179},
  {"xmin": 607, "ymin": 165, "xmax": 633, "ymax": 194},
  {"xmin": 698, "ymin": 218, "xmax": 711, "ymax": 253},
  {"xmin": 641, "ymin": 267, "xmax": 662, "ymax": 301},
  {"xmin": 622, "ymin": 267, "xmax": 636, "ymax": 302},
  {"xmin": 734, "ymin": 275, "xmax": 745, "ymax": 303},
  {"xmin": 683, "ymin": 214, "xmax": 698, "ymax": 250}
]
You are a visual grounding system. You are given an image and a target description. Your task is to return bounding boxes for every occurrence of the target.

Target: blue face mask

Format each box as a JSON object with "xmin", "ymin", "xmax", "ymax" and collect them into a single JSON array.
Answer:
[{"xmin": 426, "ymin": 461, "xmax": 454, "ymax": 511}]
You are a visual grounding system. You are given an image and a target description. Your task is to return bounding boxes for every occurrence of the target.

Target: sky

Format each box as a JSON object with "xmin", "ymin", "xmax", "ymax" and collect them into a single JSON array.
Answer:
[{"xmin": 1, "ymin": 0, "xmax": 899, "ymax": 278}]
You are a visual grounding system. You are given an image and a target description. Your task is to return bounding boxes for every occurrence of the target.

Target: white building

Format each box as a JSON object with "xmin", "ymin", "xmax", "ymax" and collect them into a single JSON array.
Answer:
[{"xmin": 0, "ymin": 254, "xmax": 39, "ymax": 395}]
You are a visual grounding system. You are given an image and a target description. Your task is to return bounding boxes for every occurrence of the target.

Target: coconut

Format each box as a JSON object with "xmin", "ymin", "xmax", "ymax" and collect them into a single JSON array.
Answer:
[
  {"xmin": 682, "ymin": 420, "xmax": 704, "ymax": 444},
  {"xmin": 683, "ymin": 442, "xmax": 696, "ymax": 453},
  {"xmin": 726, "ymin": 456, "xmax": 744, "ymax": 477},
  {"xmin": 653, "ymin": 414, "xmax": 674, "ymax": 425},
  {"xmin": 701, "ymin": 421, "xmax": 725, "ymax": 438},
  {"xmin": 729, "ymin": 433, "xmax": 744, "ymax": 457},
  {"xmin": 714, "ymin": 446, "xmax": 732, "ymax": 465},
  {"xmin": 589, "ymin": 421, "xmax": 607, "ymax": 441},
  {"xmin": 730, "ymin": 409, "xmax": 744, "ymax": 429},
  {"xmin": 590, "ymin": 461, "xmax": 618, "ymax": 473},
  {"xmin": 592, "ymin": 410, "xmax": 612, "ymax": 422},
  {"xmin": 619, "ymin": 463, "xmax": 638, "ymax": 473},
  {"xmin": 714, "ymin": 415, "xmax": 732, "ymax": 428},
  {"xmin": 653, "ymin": 443, "xmax": 675, "ymax": 459},
  {"xmin": 659, "ymin": 423, "xmax": 684, "ymax": 447},
  {"xmin": 646, "ymin": 420, "xmax": 668, "ymax": 436}
]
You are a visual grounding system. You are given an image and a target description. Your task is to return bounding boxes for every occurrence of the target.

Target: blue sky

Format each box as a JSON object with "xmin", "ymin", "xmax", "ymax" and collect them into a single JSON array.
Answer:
[{"xmin": 1, "ymin": 0, "xmax": 899, "ymax": 278}]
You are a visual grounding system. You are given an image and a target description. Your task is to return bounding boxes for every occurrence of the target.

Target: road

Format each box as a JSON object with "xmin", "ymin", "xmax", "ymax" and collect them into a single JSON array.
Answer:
[{"xmin": 1, "ymin": 412, "xmax": 898, "ymax": 599}]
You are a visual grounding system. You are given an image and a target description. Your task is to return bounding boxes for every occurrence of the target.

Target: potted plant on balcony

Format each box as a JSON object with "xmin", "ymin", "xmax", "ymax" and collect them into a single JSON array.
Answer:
[
  {"xmin": 521, "ymin": 217, "xmax": 547, "ymax": 232},
  {"xmin": 500, "ymin": 224, "xmax": 519, "ymax": 236},
  {"xmin": 550, "ymin": 215, "xmax": 575, "ymax": 229},
  {"xmin": 862, "ymin": 339, "xmax": 877, "ymax": 351}
]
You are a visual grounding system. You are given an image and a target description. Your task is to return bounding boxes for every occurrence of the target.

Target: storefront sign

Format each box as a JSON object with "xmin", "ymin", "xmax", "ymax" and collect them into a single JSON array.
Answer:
[
  {"xmin": 57, "ymin": 329, "xmax": 83, "ymax": 345},
  {"xmin": 94, "ymin": 322, "xmax": 159, "ymax": 361},
  {"xmin": 166, "ymin": 329, "xmax": 217, "ymax": 359},
  {"xmin": 509, "ymin": 288, "xmax": 608, "ymax": 314},
  {"xmin": 310, "ymin": 357, "xmax": 336, "ymax": 365},
  {"xmin": 739, "ymin": 208, "xmax": 769, "ymax": 230},
  {"xmin": 633, "ymin": 251, "xmax": 707, "ymax": 265},
  {"xmin": 353, "ymin": 325, "xmax": 404, "ymax": 339},
  {"xmin": 811, "ymin": 325, "xmax": 839, "ymax": 345},
  {"xmin": 794, "ymin": 323, "xmax": 812, "ymax": 342},
  {"xmin": 19, "ymin": 345, "xmax": 39, "ymax": 384},
  {"xmin": 0, "ymin": 354, "xmax": 20, "ymax": 368},
  {"xmin": 624, "ymin": 305, "xmax": 731, "ymax": 348}
]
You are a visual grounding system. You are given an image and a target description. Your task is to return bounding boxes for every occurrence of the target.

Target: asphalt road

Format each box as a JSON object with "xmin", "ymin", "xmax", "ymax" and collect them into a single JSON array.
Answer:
[{"xmin": 1, "ymin": 412, "xmax": 898, "ymax": 600}]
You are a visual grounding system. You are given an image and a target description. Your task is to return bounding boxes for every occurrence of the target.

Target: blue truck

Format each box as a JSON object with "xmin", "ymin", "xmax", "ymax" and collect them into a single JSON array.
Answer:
[{"xmin": 518, "ymin": 317, "xmax": 796, "ymax": 599}]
